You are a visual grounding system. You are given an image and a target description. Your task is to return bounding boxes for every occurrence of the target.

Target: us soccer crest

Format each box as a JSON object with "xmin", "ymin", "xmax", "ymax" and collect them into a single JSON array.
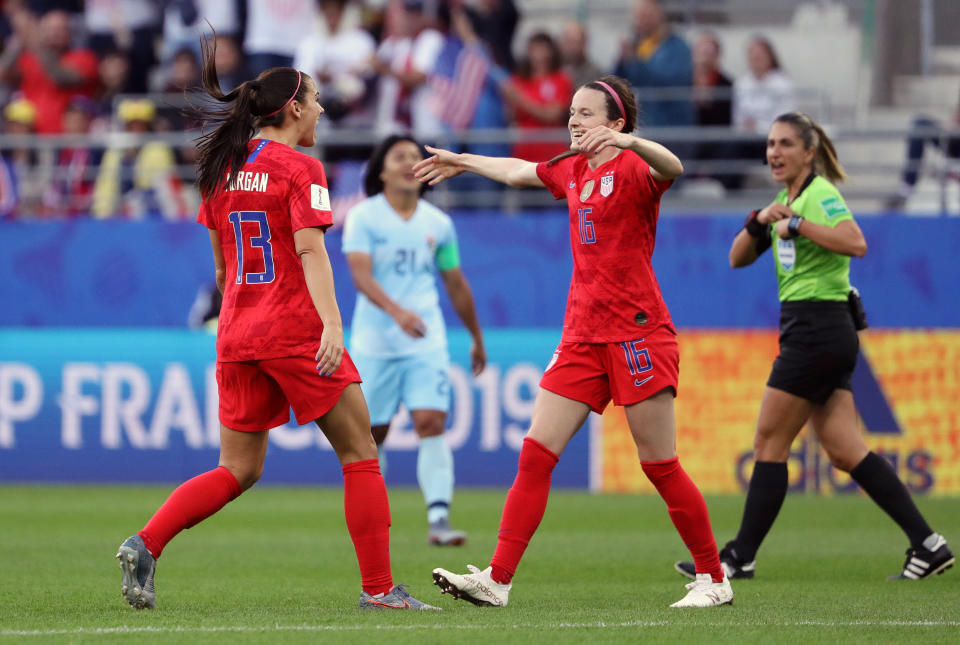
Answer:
[{"xmin": 600, "ymin": 172, "xmax": 614, "ymax": 197}]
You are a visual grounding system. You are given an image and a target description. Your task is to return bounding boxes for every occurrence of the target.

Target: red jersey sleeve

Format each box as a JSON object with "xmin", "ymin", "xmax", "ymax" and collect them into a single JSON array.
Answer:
[
  {"xmin": 289, "ymin": 158, "xmax": 334, "ymax": 232},
  {"xmin": 633, "ymin": 153, "xmax": 673, "ymax": 197},
  {"xmin": 536, "ymin": 159, "xmax": 570, "ymax": 200},
  {"xmin": 196, "ymin": 200, "xmax": 214, "ymax": 229},
  {"xmin": 62, "ymin": 50, "xmax": 100, "ymax": 87}
]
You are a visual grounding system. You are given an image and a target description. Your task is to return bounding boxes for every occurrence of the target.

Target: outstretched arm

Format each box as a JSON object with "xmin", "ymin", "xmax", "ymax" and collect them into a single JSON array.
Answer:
[
  {"xmin": 575, "ymin": 126, "xmax": 683, "ymax": 180},
  {"xmin": 413, "ymin": 146, "xmax": 546, "ymax": 188}
]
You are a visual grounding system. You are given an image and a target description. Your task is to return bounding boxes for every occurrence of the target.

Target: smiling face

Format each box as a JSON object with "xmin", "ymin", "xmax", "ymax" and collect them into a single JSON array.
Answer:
[
  {"xmin": 295, "ymin": 76, "xmax": 324, "ymax": 147},
  {"xmin": 766, "ymin": 120, "xmax": 815, "ymax": 186},
  {"xmin": 568, "ymin": 87, "xmax": 622, "ymax": 148},
  {"xmin": 380, "ymin": 140, "xmax": 424, "ymax": 194}
]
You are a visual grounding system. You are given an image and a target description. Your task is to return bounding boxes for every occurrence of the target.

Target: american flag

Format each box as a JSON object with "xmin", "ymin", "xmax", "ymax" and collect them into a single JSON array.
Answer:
[{"xmin": 429, "ymin": 38, "xmax": 491, "ymax": 131}]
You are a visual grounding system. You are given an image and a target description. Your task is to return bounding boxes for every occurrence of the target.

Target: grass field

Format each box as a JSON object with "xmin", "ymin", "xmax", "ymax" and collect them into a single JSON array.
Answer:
[{"xmin": 0, "ymin": 485, "xmax": 957, "ymax": 644}]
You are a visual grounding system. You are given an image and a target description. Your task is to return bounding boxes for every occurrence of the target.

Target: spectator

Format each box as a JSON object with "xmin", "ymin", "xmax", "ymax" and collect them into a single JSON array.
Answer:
[
  {"xmin": 885, "ymin": 88, "xmax": 960, "ymax": 211},
  {"xmin": 293, "ymin": 0, "xmax": 376, "ymax": 123},
  {"xmin": 83, "ymin": 0, "xmax": 159, "ymax": 93},
  {"xmin": 462, "ymin": 0, "xmax": 518, "ymax": 71},
  {"xmin": 733, "ymin": 36, "xmax": 795, "ymax": 135},
  {"xmin": 559, "ymin": 20, "xmax": 602, "ymax": 90},
  {"xmin": 90, "ymin": 49, "xmax": 129, "ymax": 131},
  {"xmin": 0, "ymin": 7, "xmax": 99, "ymax": 134},
  {"xmin": 161, "ymin": 0, "xmax": 240, "ymax": 63},
  {"xmin": 690, "ymin": 31, "xmax": 735, "ymax": 189},
  {"xmin": 731, "ymin": 36, "xmax": 795, "ymax": 171},
  {"xmin": 243, "ymin": 0, "xmax": 316, "ymax": 76},
  {"xmin": 211, "ymin": 34, "xmax": 246, "ymax": 93},
  {"xmin": 41, "ymin": 95, "xmax": 101, "ymax": 215},
  {"xmin": 92, "ymin": 98, "xmax": 188, "ymax": 219},
  {"xmin": 0, "ymin": 98, "xmax": 52, "ymax": 217},
  {"xmin": 501, "ymin": 31, "xmax": 572, "ymax": 162},
  {"xmin": 614, "ymin": 0, "xmax": 694, "ymax": 128},
  {"xmin": 371, "ymin": 0, "xmax": 444, "ymax": 140},
  {"xmin": 163, "ymin": 47, "xmax": 202, "ymax": 94}
]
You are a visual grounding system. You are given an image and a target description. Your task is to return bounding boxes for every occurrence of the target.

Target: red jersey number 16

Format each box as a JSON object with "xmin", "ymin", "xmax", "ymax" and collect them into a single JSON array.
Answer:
[{"xmin": 578, "ymin": 208, "xmax": 596, "ymax": 245}]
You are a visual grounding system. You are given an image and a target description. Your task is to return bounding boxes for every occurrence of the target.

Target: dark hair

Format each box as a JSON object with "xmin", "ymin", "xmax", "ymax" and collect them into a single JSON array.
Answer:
[
  {"xmin": 364, "ymin": 135, "xmax": 429, "ymax": 197},
  {"xmin": 194, "ymin": 36, "xmax": 313, "ymax": 199},
  {"xmin": 750, "ymin": 36, "xmax": 781, "ymax": 71},
  {"xmin": 546, "ymin": 74, "xmax": 638, "ymax": 166},
  {"xmin": 773, "ymin": 112, "xmax": 847, "ymax": 183},
  {"xmin": 517, "ymin": 31, "xmax": 562, "ymax": 78}
]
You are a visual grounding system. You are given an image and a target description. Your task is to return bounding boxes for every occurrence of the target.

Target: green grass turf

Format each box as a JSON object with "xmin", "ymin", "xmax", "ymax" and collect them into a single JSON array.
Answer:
[{"xmin": 0, "ymin": 486, "xmax": 957, "ymax": 644}]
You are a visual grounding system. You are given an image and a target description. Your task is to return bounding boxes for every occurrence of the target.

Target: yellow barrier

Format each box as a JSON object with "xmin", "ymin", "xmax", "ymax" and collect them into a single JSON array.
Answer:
[{"xmin": 600, "ymin": 330, "xmax": 960, "ymax": 495}]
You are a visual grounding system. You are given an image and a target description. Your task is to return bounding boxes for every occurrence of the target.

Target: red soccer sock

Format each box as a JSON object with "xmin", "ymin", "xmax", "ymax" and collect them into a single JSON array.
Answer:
[
  {"xmin": 642, "ymin": 457, "xmax": 724, "ymax": 582},
  {"xmin": 343, "ymin": 459, "xmax": 393, "ymax": 596},
  {"xmin": 489, "ymin": 437, "xmax": 559, "ymax": 585},
  {"xmin": 139, "ymin": 466, "xmax": 242, "ymax": 559}
]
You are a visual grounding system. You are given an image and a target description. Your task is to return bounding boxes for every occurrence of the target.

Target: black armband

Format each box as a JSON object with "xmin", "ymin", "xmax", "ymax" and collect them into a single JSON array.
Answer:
[
  {"xmin": 744, "ymin": 210, "xmax": 763, "ymax": 237},
  {"xmin": 787, "ymin": 215, "xmax": 803, "ymax": 239}
]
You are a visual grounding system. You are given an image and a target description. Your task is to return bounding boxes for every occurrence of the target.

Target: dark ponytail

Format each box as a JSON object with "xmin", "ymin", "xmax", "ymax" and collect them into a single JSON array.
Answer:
[
  {"xmin": 546, "ymin": 74, "xmax": 639, "ymax": 166},
  {"xmin": 194, "ymin": 35, "xmax": 312, "ymax": 198}
]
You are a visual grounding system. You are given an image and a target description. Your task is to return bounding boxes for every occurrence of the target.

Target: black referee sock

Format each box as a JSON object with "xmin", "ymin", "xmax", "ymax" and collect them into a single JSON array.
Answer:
[
  {"xmin": 730, "ymin": 461, "xmax": 788, "ymax": 563},
  {"xmin": 850, "ymin": 451, "xmax": 933, "ymax": 549}
]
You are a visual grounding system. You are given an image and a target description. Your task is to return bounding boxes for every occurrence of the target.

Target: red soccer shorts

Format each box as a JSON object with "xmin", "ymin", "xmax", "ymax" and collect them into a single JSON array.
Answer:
[
  {"xmin": 216, "ymin": 350, "xmax": 362, "ymax": 431},
  {"xmin": 539, "ymin": 326, "xmax": 679, "ymax": 413}
]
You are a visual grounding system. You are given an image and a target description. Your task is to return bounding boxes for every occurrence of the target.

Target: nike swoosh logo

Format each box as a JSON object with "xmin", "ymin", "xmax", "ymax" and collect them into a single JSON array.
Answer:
[{"xmin": 634, "ymin": 375, "xmax": 654, "ymax": 387}]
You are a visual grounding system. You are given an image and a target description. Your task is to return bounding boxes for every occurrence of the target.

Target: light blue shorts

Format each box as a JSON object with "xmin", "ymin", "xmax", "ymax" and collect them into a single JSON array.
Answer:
[{"xmin": 352, "ymin": 351, "xmax": 451, "ymax": 426}]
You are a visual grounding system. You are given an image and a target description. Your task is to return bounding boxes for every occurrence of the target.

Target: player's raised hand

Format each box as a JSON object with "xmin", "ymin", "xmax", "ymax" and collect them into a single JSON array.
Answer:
[
  {"xmin": 573, "ymin": 125, "xmax": 631, "ymax": 155},
  {"xmin": 394, "ymin": 308, "xmax": 427, "ymax": 338},
  {"xmin": 315, "ymin": 325, "xmax": 344, "ymax": 376},
  {"xmin": 413, "ymin": 146, "xmax": 464, "ymax": 186}
]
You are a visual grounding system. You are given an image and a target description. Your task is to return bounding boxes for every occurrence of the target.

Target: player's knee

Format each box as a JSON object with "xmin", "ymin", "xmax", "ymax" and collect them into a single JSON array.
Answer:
[
  {"xmin": 227, "ymin": 463, "xmax": 263, "ymax": 491},
  {"xmin": 414, "ymin": 417, "xmax": 444, "ymax": 438},
  {"xmin": 753, "ymin": 426, "xmax": 789, "ymax": 461}
]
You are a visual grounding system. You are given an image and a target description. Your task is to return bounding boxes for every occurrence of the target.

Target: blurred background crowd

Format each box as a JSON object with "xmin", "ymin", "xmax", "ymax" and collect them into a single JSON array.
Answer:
[{"xmin": 0, "ymin": 0, "xmax": 957, "ymax": 219}]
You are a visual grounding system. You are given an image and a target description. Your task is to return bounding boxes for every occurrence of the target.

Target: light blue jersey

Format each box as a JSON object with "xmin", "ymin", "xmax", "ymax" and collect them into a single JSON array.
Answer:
[{"xmin": 342, "ymin": 193, "xmax": 458, "ymax": 358}]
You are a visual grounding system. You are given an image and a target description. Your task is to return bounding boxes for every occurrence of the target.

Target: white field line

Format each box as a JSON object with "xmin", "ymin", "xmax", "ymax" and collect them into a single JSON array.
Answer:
[{"xmin": 3, "ymin": 620, "xmax": 960, "ymax": 637}]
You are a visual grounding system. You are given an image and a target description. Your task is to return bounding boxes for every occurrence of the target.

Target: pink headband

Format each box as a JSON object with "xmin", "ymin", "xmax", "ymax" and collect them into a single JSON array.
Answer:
[
  {"xmin": 263, "ymin": 70, "xmax": 302, "ymax": 118},
  {"xmin": 594, "ymin": 81, "xmax": 625, "ymax": 121}
]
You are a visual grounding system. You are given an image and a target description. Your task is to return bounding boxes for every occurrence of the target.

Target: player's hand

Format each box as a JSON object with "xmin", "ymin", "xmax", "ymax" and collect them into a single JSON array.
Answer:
[
  {"xmin": 394, "ymin": 308, "xmax": 427, "ymax": 338},
  {"xmin": 757, "ymin": 203, "xmax": 795, "ymax": 224},
  {"xmin": 315, "ymin": 325, "xmax": 344, "ymax": 376},
  {"xmin": 775, "ymin": 218, "xmax": 800, "ymax": 240},
  {"xmin": 413, "ymin": 146, "xmax": 464, "ymax": 186},
  {"xmin": 470, "ymin": 340, "xmax": 487, "ymax": 376},
  {"xmin": 573, "ymin": 125, "xmax": 630, "ymax": 155}
]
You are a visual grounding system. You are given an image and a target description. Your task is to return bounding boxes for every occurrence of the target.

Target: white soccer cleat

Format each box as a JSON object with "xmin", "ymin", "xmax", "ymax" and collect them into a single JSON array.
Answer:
[
  {"xmin": 669, "ymin": 572, "xmax": 733, "ymax": 608},
  {"xmin": 432, "ymin": 564, "xmax": 510, "ymax": 607}
]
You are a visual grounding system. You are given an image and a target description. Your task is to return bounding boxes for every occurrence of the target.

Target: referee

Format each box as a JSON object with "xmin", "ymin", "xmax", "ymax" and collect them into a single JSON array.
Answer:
[{"xmin": 676, "ymin": 112, "xmax": 953, "ymax": 581}]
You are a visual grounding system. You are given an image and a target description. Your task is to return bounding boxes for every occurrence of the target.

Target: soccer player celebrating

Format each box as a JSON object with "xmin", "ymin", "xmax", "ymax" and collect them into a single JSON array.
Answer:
[
  {"xmin": 675, "ymin": 112, "xmax": 953, "ymax": 582},
  {"xmin": 342, "ymin": 135, "xmax": 486, "ymax": 546},
  {"xmin": 115, "ymin": 40, "xmax": 437, "ymax": 611},
  {"xmin": 413, "ymin": 75, "xmax": 732, "ymax": 608}
]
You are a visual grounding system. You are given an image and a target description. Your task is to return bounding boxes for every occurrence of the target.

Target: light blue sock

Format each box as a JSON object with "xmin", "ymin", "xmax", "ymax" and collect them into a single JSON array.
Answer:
[
  {"xmin": 417, "ymin": 435, "xmax": 454, "ymax": 524},
  {"xmin": 377, "ymin": 444, "xmax": 387, "ymax": 478}
]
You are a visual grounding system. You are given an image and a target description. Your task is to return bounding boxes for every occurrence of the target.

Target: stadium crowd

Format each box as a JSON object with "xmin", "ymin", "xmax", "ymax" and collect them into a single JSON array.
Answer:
[{"xmin": 0, "ymin": 0, "xmax": 878, "ymax": 221}]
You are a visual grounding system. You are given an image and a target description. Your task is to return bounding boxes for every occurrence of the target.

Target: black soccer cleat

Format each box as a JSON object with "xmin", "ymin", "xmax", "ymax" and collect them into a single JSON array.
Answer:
[
  {"xmin": 675, "ymin": 543, "xmax": 755, "ymax": 581},
  {"xmin": 890, "ymin": 535, "xmax": 954, "ymax": 580}
]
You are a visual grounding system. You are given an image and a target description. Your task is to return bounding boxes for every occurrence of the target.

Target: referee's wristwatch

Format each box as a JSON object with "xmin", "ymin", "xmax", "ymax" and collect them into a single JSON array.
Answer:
[{"xmin": 786, "ymin": 215, "xmax": 803, "ymax": 239}]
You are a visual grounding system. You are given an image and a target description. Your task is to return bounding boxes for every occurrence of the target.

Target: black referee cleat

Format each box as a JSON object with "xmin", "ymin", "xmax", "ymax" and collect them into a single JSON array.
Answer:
[
  {"xmin": 675, "ymin": 543, "xmax": 755, "ymax": 581},
  {"xmin": 890, "ymin": 535, "xmax": 954, "ymax": 580}
]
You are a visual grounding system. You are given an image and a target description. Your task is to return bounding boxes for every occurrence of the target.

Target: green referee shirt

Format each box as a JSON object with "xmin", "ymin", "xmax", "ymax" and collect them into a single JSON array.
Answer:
[{"xmin": 770, "ymin": 174, "xmax": 854, "ymax": 302}]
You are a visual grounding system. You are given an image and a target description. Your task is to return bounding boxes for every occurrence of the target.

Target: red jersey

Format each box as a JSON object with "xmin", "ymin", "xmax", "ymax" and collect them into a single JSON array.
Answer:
[
  {"xmin": 17, "ymin": 49, "xmax": 99, "ymax": 134},
  {"xmin": 536, "ymin": 151, "xmax": 675, "ymax": 343},
  {"xmin": 510, "ymin": 70, "xmax": 573, "ymax": 162},
  {"xmin": 198, "ymin": 139, "xmax": 334, "ymax": 362}
]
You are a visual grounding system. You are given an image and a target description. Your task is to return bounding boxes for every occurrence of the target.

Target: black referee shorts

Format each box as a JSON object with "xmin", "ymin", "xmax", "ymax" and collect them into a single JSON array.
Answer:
[{"xmin": 767, "ymin": 300, "xmax": 859, "ymax": 405}]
